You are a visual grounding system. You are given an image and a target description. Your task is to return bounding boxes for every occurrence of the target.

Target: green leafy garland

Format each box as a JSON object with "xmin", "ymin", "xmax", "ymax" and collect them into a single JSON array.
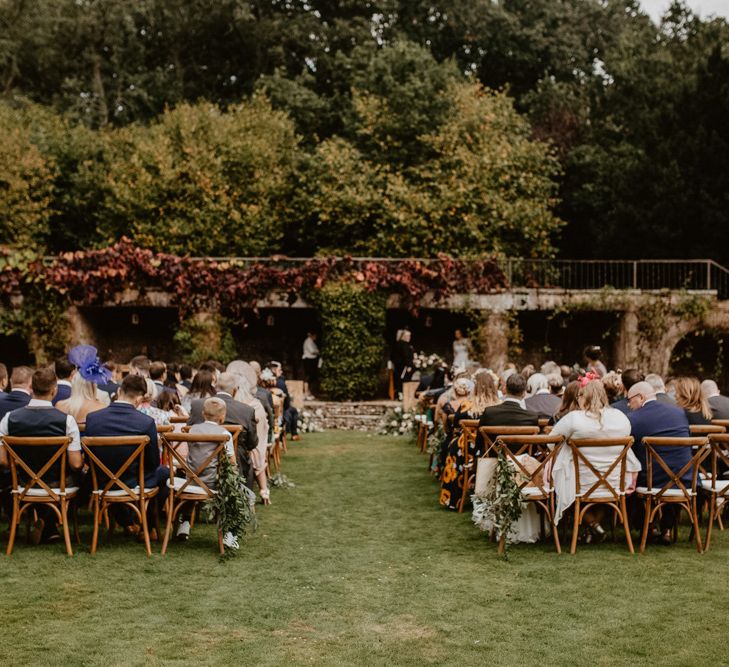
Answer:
[
  {"xmin": 203, "ymin": 455, "xmax": 257, "ymax": 557},
  {"xmin": 485, "ymin": 451, "xmax": 525, "ymax": 558}
]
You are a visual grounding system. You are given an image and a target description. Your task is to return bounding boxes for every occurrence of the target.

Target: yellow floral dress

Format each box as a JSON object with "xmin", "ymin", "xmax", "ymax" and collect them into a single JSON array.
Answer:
[{"xmin": 439, "ymin": 402, "xmax": 480, "ymax": 511}]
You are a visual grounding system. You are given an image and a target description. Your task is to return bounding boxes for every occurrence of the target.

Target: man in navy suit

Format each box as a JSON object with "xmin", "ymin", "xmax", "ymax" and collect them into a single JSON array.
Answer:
[
  {"xmin": 0, "ymin": 366, "xmax": 33, "ymax": 419},
  {"xmin": 84, "ymin": 374, "xmax": 168, "ymax": 535},
  {"xmin": 0, "ymin": 363, "xmax": 8, "ymax": 394},
  {"xmin": 627, "ymin": 380, "xmax": 692, "ymax": 545},
  {"xmin": 52, "ymin": 357, "xmax": 75, "ymax": 405}
]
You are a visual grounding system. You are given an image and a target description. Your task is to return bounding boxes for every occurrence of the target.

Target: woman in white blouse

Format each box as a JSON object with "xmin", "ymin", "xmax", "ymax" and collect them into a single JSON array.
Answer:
[{"xmin": 549, "ymin": 380, "xmax": 641, "ymax": 542}]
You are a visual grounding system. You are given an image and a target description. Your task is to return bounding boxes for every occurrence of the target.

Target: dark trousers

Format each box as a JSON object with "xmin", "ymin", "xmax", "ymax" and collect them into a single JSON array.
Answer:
[
  {"xmin": 303, "ymin": 358, "xmax": 319, "ymax": 393},
  {"xmin": 113, "ymin": 465, "xmax": 169, "ymax": 527},
  {"xmin": 628, "ymin": 494, "xmax": 679, "ymax": 533},
  {"xmin": 285, "ymin": 406, "xmax": 299, "ymax": 436}
]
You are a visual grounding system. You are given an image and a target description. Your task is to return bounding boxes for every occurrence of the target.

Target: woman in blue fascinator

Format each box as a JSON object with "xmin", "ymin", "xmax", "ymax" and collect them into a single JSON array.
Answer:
[{"xmin": 56, "ymin": 345, "xmax": 112, "ymax": 423}]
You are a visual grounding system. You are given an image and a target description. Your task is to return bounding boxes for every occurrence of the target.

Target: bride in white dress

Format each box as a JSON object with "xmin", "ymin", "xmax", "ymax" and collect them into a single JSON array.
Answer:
[{"xmin": 452, "ymin": 329, "xmax": 472, "ymax": 369}]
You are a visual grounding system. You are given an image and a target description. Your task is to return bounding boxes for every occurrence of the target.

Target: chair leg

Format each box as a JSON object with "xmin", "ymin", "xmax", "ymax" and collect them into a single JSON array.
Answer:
[
  {"xmin": 91, "ymin": 498, "xmax": 100, "ymax": 555},
  {"xmin": 217, "ymin": 527, "xmax": 224, "ymax": 555},
  {"xmin": 639, "ymin": 497, "xmax": 651, "ymax": 553},
  {"xmin": 6, "ymin": 497, "xmax": 19, "ymax": 556},
  {"xmin": 620, "ymin": 496, "xmax": 634, "ymax": 554},
  {"xmin": 497, "ymin": 533, "xmax": 506, "ymax": 556},
  {"xmin": 570, "ymin": 500, "xmax": 580, "ymax": 554},
  {"xmin": 161, "ymin": 495, "xmax": 175, "ymax": 555},
  {"xmin": 140, "ymin": 499, "xmax": 152, "ymax": 556},
  {"xmin": 691, "ymin": 498, "xmax": 703, "ymax": 553},
  {"xmin": 705, "ymin": 496, "xmax": 716, "ymax": 553},
  {"xmin": 550, "ymin": 496, "xmax": 561, "ymax": 554},
  {"xmin": 60, "ymin": 500, "xmax": 74, "ymax": 556}
]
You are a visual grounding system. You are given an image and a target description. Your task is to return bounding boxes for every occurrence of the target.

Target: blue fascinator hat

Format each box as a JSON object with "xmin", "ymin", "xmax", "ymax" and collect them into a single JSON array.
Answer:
[{"xmin": 68, "ymin": 345, "xmax": 112, "ymax": 385}]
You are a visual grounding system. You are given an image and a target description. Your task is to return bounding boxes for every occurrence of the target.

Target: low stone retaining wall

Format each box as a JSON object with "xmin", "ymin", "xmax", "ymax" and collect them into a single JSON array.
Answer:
[{"xmin": 300, "ymin": 401, "xmax": 399, "ymax": 431}]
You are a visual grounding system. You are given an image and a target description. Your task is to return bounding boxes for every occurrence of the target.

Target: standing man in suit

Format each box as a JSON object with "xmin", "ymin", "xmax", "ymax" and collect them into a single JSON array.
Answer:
[
  {"xmin": 626, "ymin": 381, "xmax": 691, "ymax": 545},
  {"xmin": 187, "ymin": 372, "xmax": 258, "ymax": 480},
  {"xmin": 0, "ymin": 366, "xmax": 33, "ymax": 419},
  {"xmin": 84, "ymin": 374, "xmax": 168, "ymax": 537},
  {"xmin": 701, "ymin": 379, "xmax": 729, "ymax": 419},
  {"xmin": 0, "ymin": 367, "xmax": 82, "ymax": 543}
]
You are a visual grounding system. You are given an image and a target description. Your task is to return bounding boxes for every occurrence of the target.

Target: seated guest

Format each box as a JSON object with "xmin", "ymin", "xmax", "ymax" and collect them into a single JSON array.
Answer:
[
  {"xmin": 550, "ymin": 380, "xmax": 639, "ymax": 541},
  {"xmin": 440, "ymin": 371, "xmax": 500, "ymax": 510},
  {"xmin": 525, "ymin": 373, "xmax": 561, "ymax": 418},
  {"xmin": 138, "ymin": 379, "xmax": 171, "ymax": 426},
  {"xmin": 0, "ymin": 367, "xmax": 82, "ymax": 542},
  {"xmin": 187, "ymin": 372, "xmax": 258, "ymax": 476},
  {"xmin": 601, "ymin": 371, "xmax": 623, "ymax": 404},
  {"xmin": 56, "ymin": 344, "xmax": 111, "ymax": 422},
  {"xmin": 235, "ymin": 377, "xmax": 270, "ymax": 504},
  {"xmin": 478, "ymin": 373, "xmax": 539, "ymax": 428},
  {"xmin": 269, "ymin": 361, "xmax": 300, "ymax": 441},
  {"xmin": 0, "ymin": 362, "xmax": 8, "ymax": 394},
  {"xmin": 156, "ymin": 391, "xmax": 188, "ymax": 421},
  {"xmin": 415, "ymin": 366, "xmax": 447, "ymax": 398},
  {"xmin": 584, "ymin": 345, "xmax": 607, "ymax": 378},
  {"xmin": 149, "ymin": 361, "xmax": 167, "ymax": 400},
  {"xmin": 645, "ymin": 373, "xmax": 676, "ymax": 405},
  {"xmin": 611, "ymin": 368, "xmax": 645, "ymax": 414},
  {"xmin": 176, "ymin": 397, "xmax": 255, "ymax": 547},
  {"xmin": 552, "ymin": 380, "xmax": 581, "ymax": 423},
  {"xmin": 700, "ymin": 379, "xmax": 729, "ymax": 419},
  {"xmin": 627, "ymin": 380, "xmax": 692, "ymax": 545},
  {"xmin": 52, "ymin": 356, "xmax": 75, "ymax": 405},
  {"xmin": 0, "ymin": 366, "xmax": 33, "ymax": 418},
  {"xmin": 84, "ymin": 375, "xmax": 169, "ymax": 536},
  {"xmin": 673, "ymin": 376, "xmax": 712, "ymax": 425},
  {"xmin": 182, "ymin": 369, "xmax": 216, "ymax": 412},
  {"xmin": 250, "ymin": 361, "xmax": 274, "ymax": 443},
  {"xmin": 179, "ymin": 364, "xmax": 193, "ymax": 392},
  {"xmin": 128, "ymin": 355, "xmax": 151, "ymax": 377},
  {"xmin": 98, "ymin": 361, "xmax": 121, "ymax": 402}
]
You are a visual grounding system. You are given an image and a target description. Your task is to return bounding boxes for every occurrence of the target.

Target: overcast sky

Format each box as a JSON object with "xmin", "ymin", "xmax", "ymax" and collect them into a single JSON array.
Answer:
[{"xmin": 641, "ymin": 0, "xmax": 729, "ymax": 22}]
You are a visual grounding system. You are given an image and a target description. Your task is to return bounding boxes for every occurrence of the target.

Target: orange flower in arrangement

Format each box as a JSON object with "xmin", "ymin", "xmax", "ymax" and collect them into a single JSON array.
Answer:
[
  {"xmin": 441, "ymin": 456, "xmax": 457, "ymax": 483},
  {"xmin": 439, "ymin": 489, "xmax": 451, "ymax": 506}
]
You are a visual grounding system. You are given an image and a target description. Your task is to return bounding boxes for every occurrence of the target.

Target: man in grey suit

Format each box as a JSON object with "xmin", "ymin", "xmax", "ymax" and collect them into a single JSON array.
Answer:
[
  {"xmin": 701, "ymin": 380, "xmax": 729, "ymax": 419},
  {"xmin": 187, "ymin": 372, "xmax": 258, "ymax": 474}
]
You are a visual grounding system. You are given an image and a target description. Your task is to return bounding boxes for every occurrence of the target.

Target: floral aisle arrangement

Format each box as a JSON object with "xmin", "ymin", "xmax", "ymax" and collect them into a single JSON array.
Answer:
[
  {"xmin": 412, "ymin": 351, "xmax": 447, "ymax": 373},
  {"xmin": 379, "ymin": 406, "xmax": 419, "ymax": 439},
  {"xmin": 203, "ymin": 455, "xmax": 257, "ymax": 559}
]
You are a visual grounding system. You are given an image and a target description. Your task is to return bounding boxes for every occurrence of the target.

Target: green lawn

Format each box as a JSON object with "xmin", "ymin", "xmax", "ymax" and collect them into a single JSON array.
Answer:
[{"xmin": 0, "ymin": 431, "xmax": 725, "ymax": 666}]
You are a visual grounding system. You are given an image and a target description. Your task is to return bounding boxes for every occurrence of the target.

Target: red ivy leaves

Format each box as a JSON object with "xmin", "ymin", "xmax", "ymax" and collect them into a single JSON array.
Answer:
[{"xmin": 1, "ymin": 239, "xmax": 508, "ymax": 316}]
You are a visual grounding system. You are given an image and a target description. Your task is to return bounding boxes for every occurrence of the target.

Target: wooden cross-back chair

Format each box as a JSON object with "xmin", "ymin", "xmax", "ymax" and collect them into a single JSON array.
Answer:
[
  {"xmin": 492, "ymin": 434, "xmax": 565, "ymax": 555},
  {"xmin": 156, "ymin": 423, "xmax": 174, "ymax": 435},
  {"xmin": 416, "ymin": 396, "xmax": 433, "ymax": 453},
  {"xmin": 169, "ymin": 415, "xmax": 188, "ymax": 425},
  {"xmin": 453, "ymin": 419, "xmax": 479, "ymax": 513},
  {"xmin": 703, "ymin": 434, "xmax": 729, "ymax": 552},
  {"xmin": 160, "ymin": 432, "xmax": 231, "ymax": 555},
  {"xmin": 689, "ymin": 424, "xmax": 725, "ymax": 436},
  {"xmin": 2, "ymin": 436, "xmax": 78, "ymax": 556},
  {"xmin": 478, "ymin": 426, "xmax": 542, "ymax": 457},
  {"xmin": 81, "ymin": 435, "xmax": 158, "ymax": 556},
  {"xmin": 635, "ymin": 436, "xmax": 708, "ymax": 553},
  {"xmin": 568, "ymin": 437, "xmax": 635, "ymax": 554},
  {"xmin": 711, "ymin": 419, "xmax": 729, "ymax": 430}
]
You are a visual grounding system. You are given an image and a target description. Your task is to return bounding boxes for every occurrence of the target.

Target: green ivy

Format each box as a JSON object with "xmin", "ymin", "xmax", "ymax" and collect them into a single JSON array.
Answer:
[
  {"xmin": 173, "ymin": 313, "xmax": 237, "ymax": 365},
  {"xmin": 309, "ymin": 281, "xmax": 386, "ymax": 400}
]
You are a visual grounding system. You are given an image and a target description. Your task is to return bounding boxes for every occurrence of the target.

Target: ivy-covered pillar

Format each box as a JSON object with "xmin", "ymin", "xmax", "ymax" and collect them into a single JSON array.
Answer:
[
  {"xmin": 614, "ymin": 308, "xmax": 640, "ymax": 370},
  {"xmin": 477, "ymin": 311, "xmax": 511, "ymax": 372},
  {"xmin": 173, "ymin": 309, "xmax": 236, "ymax": 364},
  {"xmin": 66, "ymin": 306, "xmax": 96, "ymax": 348}
]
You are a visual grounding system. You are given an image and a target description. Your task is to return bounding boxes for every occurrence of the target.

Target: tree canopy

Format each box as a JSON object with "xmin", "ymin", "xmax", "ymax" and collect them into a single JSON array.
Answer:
[{"xmin": 0, "ymin": 0, "xmax": 727, "ymax": 261}]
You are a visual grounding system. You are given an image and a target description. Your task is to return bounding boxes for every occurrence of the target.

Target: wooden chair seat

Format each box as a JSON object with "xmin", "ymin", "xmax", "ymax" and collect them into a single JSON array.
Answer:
[
  {"xmin": 635, "ymin": 436, "xmax": 708, "ymax": 553},
  {"xmin": 81, "ymin": 435, "xmax": 158, "ymax": 556},
  {"xmin": 492, "ymin": 434, "xmax": 564, "ymax": 554},
  {"xmin": 160, "ymin": 431, "xmax": 231, "ymax": 555},
  {"xmin": 2, "ymin": 435, "xmax": 78, "ymax": 556},
  {"xmin": 567, "ymin": 437, "xmax": 635, "ymax": 554}
]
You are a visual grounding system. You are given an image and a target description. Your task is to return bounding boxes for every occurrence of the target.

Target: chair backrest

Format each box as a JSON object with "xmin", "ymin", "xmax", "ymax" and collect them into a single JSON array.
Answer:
[
  {"xmin": 493, "ymin": 434, "xmax": 564, "ymax": 497},
  {"xmin": 2, "ymin": 436, "xmax": 72, "ymax": 501},
  {"xmin": 156, "ymin": 424, "xmax": 174, "ymax": 435},
  {"xmin": 711, "ymin": 419, "xmax": 729, "ymax": 430},
  {"xmin": 569, "ymin": 437, "xmax": 634, "ymax": 501},
  {"xmin": 169, "ymin": 415, "xmax": 188, "ymax": 424},
  {"xmin": 641, "ymin": 436, "xmax": 708, "ymax": 501},
  {"xmin": 707, "ymin": 434, "xmax": 729, "ymax": 495},
  {"xmin": 221, "ymin": 424, "xmax": 243, "ymax": 449},
  {"xmin": 689, "ymin": 424, "xmax": 725, "ymax": 436},
  {"xmin": 162, "ymin": 432, "xmax": 230, "ymax": 498},
  {"xmin": 479, "ymin": 425, "xmax": 541, "ymax": 456},
  {"xmin": 81, "ymin": 436, "xmax": 150, "ymax": 499}
]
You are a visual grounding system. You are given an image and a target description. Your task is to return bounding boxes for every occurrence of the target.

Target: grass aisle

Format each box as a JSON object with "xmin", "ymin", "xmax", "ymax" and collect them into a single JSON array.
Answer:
[{"xmin": 0, "ymin": 431, "xmax": 725, "ymax": 666}]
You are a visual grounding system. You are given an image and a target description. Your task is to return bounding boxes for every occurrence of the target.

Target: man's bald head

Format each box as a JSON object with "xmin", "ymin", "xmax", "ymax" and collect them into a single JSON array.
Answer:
[
  {"xmin": 701, "ymin": 379, "xmax": 720, "ymax": 399},
  {"xmin": 627, "ymin": 381, "xmax": 656, "ymax": 410}
]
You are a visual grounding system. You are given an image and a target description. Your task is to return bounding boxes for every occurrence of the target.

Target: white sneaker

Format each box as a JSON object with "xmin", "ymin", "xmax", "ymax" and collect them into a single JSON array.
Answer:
[
  {"xmin": 176, "ymin": 520, "xmax": 190, "ymax": 541},
  {"xmin": 223, "ymin": 532, "xmax": 239, "ymax": 550}
]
